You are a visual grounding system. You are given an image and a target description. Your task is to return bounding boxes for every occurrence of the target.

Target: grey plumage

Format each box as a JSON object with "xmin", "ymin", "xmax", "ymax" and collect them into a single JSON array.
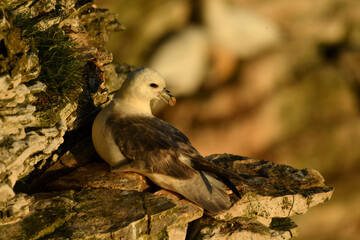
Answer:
[
  {"xmin": 107, "ymin": 115, "xmax": 240, "ymax": 214},
  {"xmin": 92, "ymin": 68, "xmax": 241, "ymax": 215}
]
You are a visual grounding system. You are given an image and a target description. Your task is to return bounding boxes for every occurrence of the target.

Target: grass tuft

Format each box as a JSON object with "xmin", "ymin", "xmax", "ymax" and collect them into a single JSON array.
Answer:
[{"xmin": 12, "ymin": 9, "xmax": 86, "ymax": 126}]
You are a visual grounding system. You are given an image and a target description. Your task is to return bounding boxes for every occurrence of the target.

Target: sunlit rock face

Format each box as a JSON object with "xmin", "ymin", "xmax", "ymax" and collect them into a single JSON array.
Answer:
[
  {"xmin": 0, "ymin": 0, "xmax": 123, "ymax": 195},
  {"xmin": 0, "ymin": 149, "xmax": 332, "ymax": 239}
]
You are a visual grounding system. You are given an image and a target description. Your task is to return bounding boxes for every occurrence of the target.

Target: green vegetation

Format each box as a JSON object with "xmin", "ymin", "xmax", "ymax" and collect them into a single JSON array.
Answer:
[
  {"xmin": 20, "ymin": 192, "xmax": 75, "ymax": 239},
  {"xmin": 12, "ymin": 9, "xmax": 86, "ymax": 126},
  {"xmin": 270, "ymin": 217, "xmax": 297, "ymax": 231},
  {"xmin": 0, "ymin": 136, "xmax": 15, "ymax": 149}
]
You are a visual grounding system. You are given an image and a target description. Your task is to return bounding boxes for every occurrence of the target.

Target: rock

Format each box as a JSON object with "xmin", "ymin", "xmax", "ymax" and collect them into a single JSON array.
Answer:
[
  {"xmin": 2, "ymin": 132, "xmax": 48, "ymax": 187},
  {"xmin": 0, "ymin": 193, "xmax": 33, "ymax": 224},
  {"xmin": 48, "ymin": 189, "xmax": 149, "ymax": 239},
  {"xmin": 0, "ymin": 153, "xmax": 333, "ymax": 239},
  {"xmin": 152, "ymin": 189, "xmax": 204, "ymax": 238},
  {"xmin": 0, "ymin": 191, "xmax": 75, "ymax": 240},
  {"xmin": 203, "ymin": 0, "xmax": 281, "ymax": 58},
  {"xmin": 0, "ymin": 0, "xmax": 126, "ymax": 191},
  {"xmin": 149, "ymin": 26, "xmax": 209, "ymax": 96},
  {"xmin": 0, "ymin": 74, "xmax": 10, "ymax": 91},
  {"xmin": 27, "ymin": 137, "xmax": 99, "ymax": 192},
  {"xmin": 188, "ymin": 217, "xmax": 298, "ymax": 240},
  {"xmin": 57, "ymin": 137, "xmax": 98, "ymax": 168},
  {"xmin": 0, "ymin": 121, "xmax": 25, "ymax": 141},
  {"xmin": 0, "ymin": 188, "xmax": 202, "ymax": 240},
  {"xmin": 206, "ymin": 154, "xmax": 333, "ymax": 220},
  {"xmin": 144, "ymin": 190, "xmax": 203, "ymax": 238},
  {"xmin": 0, "ymin": 183, "xmax": 15, "ymax": 202},
  {"xmin": 49, "ymin": 162, "xmax": 151, "ymax": 192}
]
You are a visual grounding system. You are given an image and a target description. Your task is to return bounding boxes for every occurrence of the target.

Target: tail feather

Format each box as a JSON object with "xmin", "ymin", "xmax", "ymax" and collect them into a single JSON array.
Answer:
[
  {"xmin": 218, "ymin": 175, "xmax": 242, "ymax": 199},
  {"xmin": 149, "ymin": 171, "xmax": 231, "ymax": 215}
]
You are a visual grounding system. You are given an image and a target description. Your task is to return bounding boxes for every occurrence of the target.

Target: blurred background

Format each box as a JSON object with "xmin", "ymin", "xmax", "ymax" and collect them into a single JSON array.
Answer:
[{"xmin": 94, "ymin": 0, "xmax": 360, "ymax": 239}]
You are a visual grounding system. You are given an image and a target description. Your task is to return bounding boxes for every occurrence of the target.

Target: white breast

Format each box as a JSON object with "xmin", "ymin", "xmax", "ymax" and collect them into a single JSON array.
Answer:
[{"xmin": 92, "ymin": 105, "xmax": 127, "ymax": 167}]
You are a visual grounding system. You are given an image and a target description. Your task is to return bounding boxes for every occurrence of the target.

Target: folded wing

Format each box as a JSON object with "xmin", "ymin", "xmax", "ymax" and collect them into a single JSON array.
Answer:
[{"xmin": 107, "ymin": 115, "xmax": 240, "ymax": 214}]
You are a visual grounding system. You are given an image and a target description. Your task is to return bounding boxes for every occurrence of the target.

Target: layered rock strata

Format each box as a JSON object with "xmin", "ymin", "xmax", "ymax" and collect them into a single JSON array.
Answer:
[
  {"xmin": 0, "ymin": 0, "xmax": 125, "ymax": 199},
  {"xmin": 0, "ymin": 151, "xmax": 333, "ymax": 239}
]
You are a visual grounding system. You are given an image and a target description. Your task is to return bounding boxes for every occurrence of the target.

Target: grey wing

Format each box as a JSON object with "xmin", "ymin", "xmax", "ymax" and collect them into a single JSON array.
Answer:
[
  {"xmin": 152, "ymin": 171, "xmax": 231, "ymax": 215},
  {"xmin": 107, "ymin": 115, "xmax": 243, "ymax": 190},
  {"xmin": 106, "ymin": 115, "xmax": 197, "ymax": 179},
  {"xmin": 107, "ymin": 115, "xmax": 234, "ymax": 214}
]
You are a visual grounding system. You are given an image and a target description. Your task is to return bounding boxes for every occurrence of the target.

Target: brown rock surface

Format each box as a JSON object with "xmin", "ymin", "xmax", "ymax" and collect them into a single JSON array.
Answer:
[
  {"xmin": 188, "ymin": 217, "xmax": 299, "ymax": 240},
  {"xmin": 48, "ymin": 162, "xmax": 150, "ymax": 192},
  {"xmin": 0, "ymin": 153, "xmax": 333, "ymax": 239},
  {"xmin": 204, "ymin": 154, "xmax": 333, "ymax": 220}
]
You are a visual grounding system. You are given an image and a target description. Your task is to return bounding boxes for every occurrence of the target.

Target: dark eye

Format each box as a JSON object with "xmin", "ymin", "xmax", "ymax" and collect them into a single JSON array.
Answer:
[{"xmin": 150, "ymin": 83, "xmax": 158, "ymax": 88}]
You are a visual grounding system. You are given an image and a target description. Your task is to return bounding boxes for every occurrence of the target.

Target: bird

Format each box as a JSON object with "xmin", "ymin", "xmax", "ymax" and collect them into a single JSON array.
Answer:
[{"xmin": 92, "ymin": 67, "xmax": 242, "ymax": 214}]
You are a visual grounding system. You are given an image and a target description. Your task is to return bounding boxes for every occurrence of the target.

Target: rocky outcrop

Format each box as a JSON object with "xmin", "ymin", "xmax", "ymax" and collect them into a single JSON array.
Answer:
[
  {"xmin": 0, "ymin": 0, "xmax": 125, "ymax": 199},
  {"xmin": 0, "ymin": 150, "xmax": 333, "ymax": 239}
]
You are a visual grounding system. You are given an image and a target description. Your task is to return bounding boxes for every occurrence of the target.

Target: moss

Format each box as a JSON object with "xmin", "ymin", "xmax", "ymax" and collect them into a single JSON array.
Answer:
[
  {"xmin": 11, "ymin": 9, "xmax": 86, "ymax": 127},
  {"xmin": 33, "ymin": 91, "xmax": 68, "ymax": 127},
  {"xmin": 281, "ymin": 196, "xmax": 292, "ymax": 210},
  {"xmin": 149, "ymin": 206, "xmax": 178, "ymax": 227},
  {"xmin": 18, "ymin": 191, "xmax": 75, "ymax": 239},
  {"xmin": 156, "ymin": 229, "xmax": 169, "ymax": 239},
  {"xmin": 270, "ymin": 217, "xmax": 297, "ymax": 231},
  {"xmin": 242, "ymin": 193, "xmax": 264, "ymax": 219},
  {"xmin": 191, "ymin": 217, "xmax": 274, "ymax": 239},
  {"xmin": 306, "ymin": 195, "xmax": 313, "ymax": 207},
  {"xmin": 21, "ymin": 208, "xmax": 73, "ymax": 239},
  {"xmin": 0, "ymin": 136, "xmax": 15, "ymax": 149}
]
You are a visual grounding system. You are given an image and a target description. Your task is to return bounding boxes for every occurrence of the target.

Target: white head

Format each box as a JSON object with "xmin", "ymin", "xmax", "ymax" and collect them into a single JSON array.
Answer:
[{"xmin": 114, "ymin": 68, "xmax": 176, "ymax": 113}]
